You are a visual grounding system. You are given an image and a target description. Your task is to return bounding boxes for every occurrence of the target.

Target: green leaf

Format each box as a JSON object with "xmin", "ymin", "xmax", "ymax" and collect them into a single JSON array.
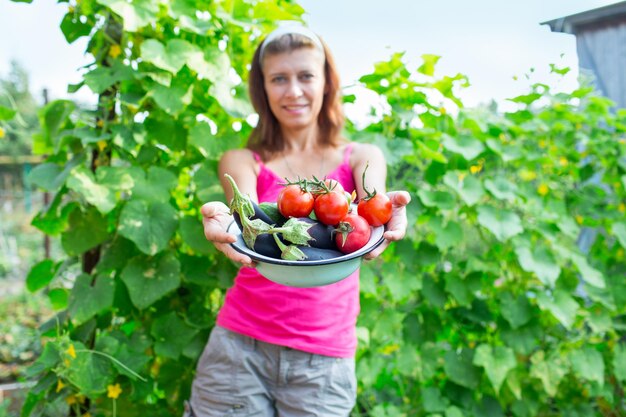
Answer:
[
  {"xmin": 441, "ymin": 133, "xmax": 485, "ymax": 160},
  {"xmin": 444, "ymin": 349, "xmax": 480, "ymax": 389},
  {"xmin": 536, "ymin": 290, "xmax": 579, "ymax": 329},
  {"xmin": 422, "ymin": 276, "xmax": 447, "ymax": 308},
  {"xmin": 179, "ymin": 215, "xmax": 213, "ymax": 255},
  {"xmin": 484, "ymin": 177, "xmax": 518, "ymax": 201},
  {"xmin": 48, "ymin": 288, "xmax": 69, "ymax": 310},
  {"xmin": 509, "ymin": 93, "xmax": 542, "ymax": 105},
  {"xmin": 443, "ymin": 172, "xmax": 484, "ymax": 206},
  {"xmin": 144, "ymin": 115, "xmax": 187, "ymax": 151},
  {"xmin": 67, "ymin": 166, "xmax": 117, "ymax": 214},
  {"xmin": 422, "ymin": 386, "xmax": 448, "ymax": 413},
  {"xmin": 416, "ymin": 139, "xmax": 448, "ymax": 164},
  {"xmin": 569, "ymin": 347, "xmax": 604, "ymax": 387},
  {"xmin": 118, "ymin": 200, "xmax": 178, "ymax": 256},
  {"xmin": 61, "ymin": 206, "xmax": 109, "ymax": 256},
  {"xmin": 28, "ymin": 155, "xmax": 84, "ymax": 192},
  {"xmin": 611, "ymin": 222, "xmax": 626, "ymax": 249},
  {"xmin": 141, "ymin": 38, "xmax": 201, "ymax": 74},
  {"xmin": 514, "ymin": 245, "xmax": 560, "ymax": 287},
  {"xmin": 96, "ymin": 166, "xmax": 139, "ymax": 192},
  {"xmin": 429, "ymin": 217, "xmax": 464, "ymax": 250},
  {"xmin": 151, "ymin": 312, "xmax": 198, "ymax": 359},
  {"xmin": 68, "ymin": 273, "xmax": 116, "ymax": 325},
  {"xmin": 473, "ymin": 344, "xmax": 516, "ymax": 393},
  {"xmin": 614, "ymin": 343, "xmax": 626, "ymax": 383},
  {"xmin": 417, "ymin": 189, "xmax": 456, "ymax": 211},
  {"xmin": 25, "ymin": 343, "xmax": 60, "ymax": 377},
  {"xmin": 83, "ymin": 61, "xmax": 135, "ymax": 94},
  {"xmin": 499, "ymin": 292, "xmax": 531, "ymax": 329},
  {"xmin": 417, "ymin": 54, "xmax": 441, "ymax": 76},
  {"xmin": 36, "ymin": 100, "xmax": 75, "ymax": 154},
  {"xmin": 189, "ymin": 123, "xmax": 232, "ymax": 159},
  {"xmin": 485, "ymin": 139, "xmax": 522, "ymax": 162},
  {"xmin": 530, "ymin": 350, "xmax": 568, "ymax": 396},
  {"xmin": 150, "ymin": 82, "xmax": 194, "ymax": 115},
  {"xmin": 0, "ymin": 105, "xmax": 17, "ymax": 120},
  {"xmin": 26, "ymin": 259, "xmax": 57, "ymax": 293},
  {"xmin": 131, "ymin": 166, "xmax": 177, "ymax": 203},
  {"xmin": 65, "ymin": 342, "xmax": 114, "ymax": 396},
  {"xmin": 477, "ymin": 206, "xmax": 523, "ymax": 241},
  {"xmin": 60, "ymin": 12, "xmax": 92, "ymax": 43},
  {"xmin": 444, "ymin": 274, "xmax": 472, "ymax": 307},
  {"xmin": 570, "ymin": 253, "xmax": 605, "ymax": 289},
  {"xmin": 445, "ymin": 406, "xmax": 465, "ymax": 417},
  {"xmin": 97, "ymin": 0, "xmax": 159, "ymax": 32},
  {"xmin": 121, "ymin": 252, "xmax": 181, "ymax": 310}
]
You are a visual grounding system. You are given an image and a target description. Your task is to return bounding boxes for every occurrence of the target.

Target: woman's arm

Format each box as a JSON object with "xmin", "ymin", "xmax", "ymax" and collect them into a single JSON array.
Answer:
[
  {"xmin": 350, "ymin": 143, "xmax": 411, "ymax": 259},
  {"xmin": 200, "ymin": 149, "xmax": 258, "ymax": 267}
]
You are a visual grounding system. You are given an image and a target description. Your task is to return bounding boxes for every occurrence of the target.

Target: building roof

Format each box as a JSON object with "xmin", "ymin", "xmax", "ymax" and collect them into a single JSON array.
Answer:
[{"xmin": 542, "ymin": 1, "xmax": 626, "ymax": 34}]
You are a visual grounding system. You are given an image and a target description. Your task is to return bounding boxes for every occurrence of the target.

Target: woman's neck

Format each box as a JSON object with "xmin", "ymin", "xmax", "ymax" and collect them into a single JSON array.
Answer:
[{"xmin": 281, "ymin": 125, "xmax": 322, "ymax": 152}]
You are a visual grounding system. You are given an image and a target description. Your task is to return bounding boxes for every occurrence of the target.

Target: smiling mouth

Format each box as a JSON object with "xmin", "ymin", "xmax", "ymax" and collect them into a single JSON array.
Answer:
[{"xmin": 283, "ymin": 104, "xmax": 308, "ymax": 111}]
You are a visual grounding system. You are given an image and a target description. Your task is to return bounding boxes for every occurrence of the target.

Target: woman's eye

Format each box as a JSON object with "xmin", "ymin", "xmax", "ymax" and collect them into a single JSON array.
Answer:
[
  {"xmin": 272, "ymin": 76, "xmax": 286, "ymax": 83},
  {"xmin": 300, "ymin": 73, "xmax": 314, "ymax": 81}
]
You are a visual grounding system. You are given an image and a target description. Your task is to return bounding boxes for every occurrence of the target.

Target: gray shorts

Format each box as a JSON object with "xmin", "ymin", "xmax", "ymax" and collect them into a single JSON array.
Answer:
[{"xmin": 184, "ymin": 325, "xmax": 357, "ymax": 417}]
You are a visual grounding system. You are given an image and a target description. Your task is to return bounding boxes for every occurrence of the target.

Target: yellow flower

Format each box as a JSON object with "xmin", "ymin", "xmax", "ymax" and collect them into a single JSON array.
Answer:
[
  {"xmin": 97, "ymin": 140, "xmax": 107, "ymax": 151},
  {"xmin": 470, "ymin": 164, "xmax": 482, "ymax": 174},
  {"xmin": 537, "ymin": 184, "xmax": 549, "ymax": 196},
  {"xmin": 66, "ymin": 344, "xmax": 76, "ymax": 359},
  {"xmin": 56, "ymin": 379, "xmax": 66, "ymax": 393},
  {"xmin": 538, "ymin": 139, "xmax": 547, "ymax": 149},
  {"xmin": 107, "ymin": 383, "xmax": 122, "ymax": 399},
  {"xmin": 83, "ymin": 413, "xmax": 91, "ymax": 417},
  {"xmin": 96, "ymin": 119, "xmax": 104, "ymax": 128},
  {"xmin": 380, "ymin": 344, "xmax": 400, "ymax": 355},
  {"xmin": 619, "ymin": 203, "xmax": 625, "ymax": 213},
  {"xmin": 66, "ymin": 394, "xmax": 77, "ymax": 405},
  {"xmin": 576, "ymin": 215, "xmax": 584, "ymax": 225},
  {"xmin": 559, "ymin": 157, "xmax": 568, "ymax": 166},
  {"xmin": 439, "ymin": 107, "xmax": 447, "ymax": 115},
  {"xmin": 109, "ymin": 44, "xmax": 122, "ymax": 59},
  {"xmin": 519, "ymin": 169, "xmax": 537, "ymax": 181},
  {"xmin": 0, "ymin": 127, "xmax": 5, "ymax": 138}
]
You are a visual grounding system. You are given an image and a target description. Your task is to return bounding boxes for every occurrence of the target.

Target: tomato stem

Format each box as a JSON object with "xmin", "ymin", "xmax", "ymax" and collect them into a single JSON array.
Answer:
[{"xmin": 361, "ymin": 162, "xmax": 377, "ymax": 200}]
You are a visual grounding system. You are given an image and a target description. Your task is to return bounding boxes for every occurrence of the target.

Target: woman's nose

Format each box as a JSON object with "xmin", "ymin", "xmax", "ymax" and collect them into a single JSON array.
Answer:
[{"xmin": 285, "ymin": 80, "xmax": 303, "ymax": 98}]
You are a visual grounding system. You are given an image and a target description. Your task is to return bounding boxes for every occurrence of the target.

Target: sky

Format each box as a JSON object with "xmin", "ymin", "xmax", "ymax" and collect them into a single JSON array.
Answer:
[{"xmin": 0, "ymin": 0, "xmax": 623, "ymax": 114}]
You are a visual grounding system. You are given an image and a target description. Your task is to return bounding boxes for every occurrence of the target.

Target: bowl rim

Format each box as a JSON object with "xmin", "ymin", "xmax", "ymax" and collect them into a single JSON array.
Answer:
[{"xmin": 227, "ymin": 220, "xmax": 385, "ymax": 266}]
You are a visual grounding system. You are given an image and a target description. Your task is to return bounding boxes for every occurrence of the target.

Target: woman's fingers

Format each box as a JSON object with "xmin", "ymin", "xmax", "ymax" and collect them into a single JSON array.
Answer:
[
  {"xmin": 363, "ymin": 190, "xmax": 411, "ymax": 259},
  {"xmin": 201, "ymin": 201, "xmax": 254, "ymax": 265}
]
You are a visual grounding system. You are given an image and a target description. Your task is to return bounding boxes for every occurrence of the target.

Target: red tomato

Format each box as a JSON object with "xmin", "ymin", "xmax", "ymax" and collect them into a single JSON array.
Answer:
[
  {"xmin": 357, "ymin": 193, "xmax": 392, "ymax": 226},
  {"xmin": 277, "ymin": 185, "xmax": 314, "ymax": 218},
  {"xmin": 335, "ymin": 213, "xmax": 372, "ymax": 254},
  {"xmin": 313, "ymin": 190, "xmax": 350, "ymax": 226}
]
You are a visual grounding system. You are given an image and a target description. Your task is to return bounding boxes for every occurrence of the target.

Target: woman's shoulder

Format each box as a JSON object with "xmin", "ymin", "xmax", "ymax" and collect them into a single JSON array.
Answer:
[
  {"xmin": 219, "ymin": 148, "xmax": 259, "ymax": 174},
  {"xmin": 348, "ymin": 142, "xmax": 385, "ymax": 164}
]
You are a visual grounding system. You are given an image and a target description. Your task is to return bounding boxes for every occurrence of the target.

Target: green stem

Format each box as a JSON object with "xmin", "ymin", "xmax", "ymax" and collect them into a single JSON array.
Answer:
[{"xmin": 76, "ymin": 349, "xmax": 147, "ymax": 382}]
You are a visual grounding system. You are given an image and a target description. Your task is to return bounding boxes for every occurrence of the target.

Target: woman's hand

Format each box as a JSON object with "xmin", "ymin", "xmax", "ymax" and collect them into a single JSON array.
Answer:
[
  {"xmin": 201, "ymin": 202, "xmax": 254, "ymax": 267},
  {"xmin": 364, "ymin": 191, "xmax": 411, "ymax": 259}
]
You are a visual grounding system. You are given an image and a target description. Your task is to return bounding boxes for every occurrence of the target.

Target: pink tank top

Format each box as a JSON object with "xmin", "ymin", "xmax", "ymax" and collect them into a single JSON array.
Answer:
[{"xmin": 216, "ymin": 144, "xmax": 359, "ymax": 357}]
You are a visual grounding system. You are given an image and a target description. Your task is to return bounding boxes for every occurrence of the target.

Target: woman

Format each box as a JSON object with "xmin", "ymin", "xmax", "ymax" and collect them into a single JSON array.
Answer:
[{"xmin": 186, "ymin": 24, "xmax": 411, "ymax": 417}]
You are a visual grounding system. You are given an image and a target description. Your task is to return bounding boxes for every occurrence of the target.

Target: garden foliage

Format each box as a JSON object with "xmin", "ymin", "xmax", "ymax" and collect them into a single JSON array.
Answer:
[{"xmin": 10, "ymin": 0, "xmax": 626, "ymax": 416}]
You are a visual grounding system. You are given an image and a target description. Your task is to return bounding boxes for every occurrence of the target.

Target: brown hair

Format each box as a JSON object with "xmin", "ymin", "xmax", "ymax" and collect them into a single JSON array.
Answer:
[{"xmin": 246, "ymin": 33, "xmax": 345, "ymax": 159}]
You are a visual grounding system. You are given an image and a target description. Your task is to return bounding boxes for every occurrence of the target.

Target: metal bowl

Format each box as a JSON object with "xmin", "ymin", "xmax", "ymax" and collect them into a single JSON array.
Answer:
[{"xmin": 227, "ymin": 221, "xmax": 385, "ymax": 287}]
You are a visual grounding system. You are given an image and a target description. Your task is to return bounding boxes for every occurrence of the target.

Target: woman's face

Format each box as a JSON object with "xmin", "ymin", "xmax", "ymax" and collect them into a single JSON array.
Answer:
[{"xmin": 262, "ymin": 47, "xmax": 326, "ymax": 133}]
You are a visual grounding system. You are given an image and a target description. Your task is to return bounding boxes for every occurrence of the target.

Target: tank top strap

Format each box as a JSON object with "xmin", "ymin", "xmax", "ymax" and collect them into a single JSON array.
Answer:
[
  {"xmin": 342, "ymin": 143, "xmax": 355, "ymax": 165},
  {"xmin": 251, "ymin": 151, "xmax": 263, "ymax": 164}
]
